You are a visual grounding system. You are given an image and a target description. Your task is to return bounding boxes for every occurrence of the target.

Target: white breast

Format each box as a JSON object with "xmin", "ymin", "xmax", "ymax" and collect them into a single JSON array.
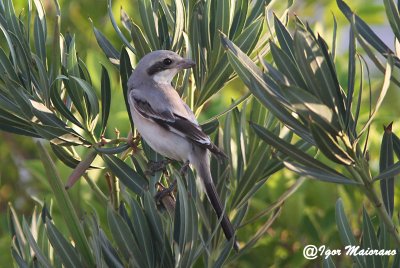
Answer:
[{"xmin": 130, "ymin": 106, "xmax": 192, "ymax": 162}]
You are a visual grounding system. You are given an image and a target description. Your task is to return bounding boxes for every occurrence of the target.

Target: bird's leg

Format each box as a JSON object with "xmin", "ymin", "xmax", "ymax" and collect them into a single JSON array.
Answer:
[
  {"xmin": 145, "ymin": 159, "xmax": 171, "ymax": 176},
  {"xmin": 180, "ymin": 160, "xmax": 190, "ymax": 178}
]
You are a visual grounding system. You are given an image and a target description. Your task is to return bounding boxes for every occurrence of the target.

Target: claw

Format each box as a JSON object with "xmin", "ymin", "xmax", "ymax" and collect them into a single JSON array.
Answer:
[
  {"xmin": 145, "ymin": 159, "xmax": 171, "ymax": 176},
  {"xmin": 180, "ymin": 160, "xmax": 190, "ymax": 177},
  {"xmin": 155, "ymin": 181, "xmax": 176, "ymax": 213}
]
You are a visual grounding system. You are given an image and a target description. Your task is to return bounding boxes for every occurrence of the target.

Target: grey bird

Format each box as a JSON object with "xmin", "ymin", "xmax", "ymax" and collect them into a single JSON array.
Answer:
[{"xmin": 127, "ymin": 50, "xmax": 237, "ymax": 250}]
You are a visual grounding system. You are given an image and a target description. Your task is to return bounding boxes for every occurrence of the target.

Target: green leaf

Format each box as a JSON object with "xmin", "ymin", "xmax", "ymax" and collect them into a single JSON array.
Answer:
[
  {"xmin": 246, "ymin": 0, "xmax": 268, "ymax": 25},
  {"xmin": 201, "ymin": 92, "xmax": 252, "ymax": 124},
  {"xmin": 50, "ymin": 78, "xmax": 84, "ymax": 129},
  {"xmin": 335, "ymin": 199, "xmax": 366, "ymax": 267},
  {"xmin": 32, "ymin": 0, "xmax": 46, "ymax": 38},
  {"xmin": 210, "ymin": 0, "xmax": 230, "ymax": 65},
  {"xmin": 379, "ymin": 124, "xmax": 395, "ymax": 218},
  {"xmin": 34, "ymin": 15, "xmax": 46, "ymax": 65},
  {"xmin": 378, "ymin": 218, "xmax": 391, "ymax": 267},
  {"xmin": 221, "ymin": 34, "xmax": 314, "ymax": 143},
  {"xmin": 281, "ymin": 84, "xmax": 340, "ymax": 133},
  {"xmin": 138, "ymin": 0, "xmax": 159, "ymax": 49},
  {"xmin": 46, "ymin": 220, "xmax": 83, "ymax": 268},
  {"xmin": 37, "ymin": 142, "xmax": 95, "ymax": 267},
  {"xmin": 293, "ymin": 30, "xmax": 343, "ymax": 118},
  {"xmin": 172, "ymin": 0, "xmax": 184, "ymax": 49},
  {"xmin": 352, "ymin": 55, "xmax": 364, "ymax": 134},
  {"xmin": 107, "ymin": 204, "xmax": 142, "ymax": 267},
  {"xmin": 201, "ymin": 119, "xmax": 219, "ymax": 135},
  {"xmin": 11, "ymin": 247, "xmax": 29, "ymax": 268},
  {"xmin": 107, "ymin": 0, "xmax": 136, "ymax": 53},
  {"xmin": 51, "ymin": 144, "xmax": 82, "ymax": 169},
  {"xmin": 129, "ymin": 197, "xmax": 155, "ymax": 268},
  {"xmin": 358, "ymin": 57, "xmax": 393, "ymax": 137},
  {"xmin": 100, "ymin": 66, "xmax": 111, "ymax": 134},
  {"xmin": 198, "ymin": 18, "xmax": 263, "ymax": 106},
  {"xmin": 70, "ymin": 76, "xmax": 99, "ymax": 122},
  {"xmin": 337, "ymin": 0, "xmax": 396, "ymax": 60},
  {"xmin": 393, "ymin": 133, "xmax": 400, "ymax": 159},
  {"xmin": 102, "ymin": 154, "xmax": 147, "ymax": 195},
  {"xmin": 274, "ymin": 15, "xmax": 295, "ymax": 60},
  {"xmin": 119, "ymin": 48, "xmax": 134, "ymax": 129},
  {"xmin": 50, "ymin": 10, "xmax": 61, "ymax": 85},
  {"xmin": 0, "ymin": 110, "xmax": 40, "ymax": 138},
  {"xmin": 251, "ymin": 123, "xmax": 344, "ymax": 177},
  {"xmin": 229, "ymin": 0, "xmax": 248, "ymax": 39},
  {"xmin": 383, "ymin": 0, "xmax": 400, "ymax": 42},
  {"xmin": 0, "ymin": 47, "xmax": 18, "ymax": 81},
  {"xmin": 22, "ymin": 218, "xmax": 52, "ymax": 268},
  {"xmin": 309, "ymin": 122, "xmax": 354, "ymax": 166},
  {"xmin": 283, "ymin": 161, "xmax": 357, "ymax": 184},
  {"xmin": 270, "ymin": 42, "xmax": 307, "ymax": 89},
  {"xmin": 322, "ymin": 255, "xmax": 336, "ymax": 268},
  {"xmin": 33, "ymin": 124, "xmax": 88, "ymax": 146},
  {"xmin": 94, "ymin": 143, "xmax": 130, "ymax": 154},
  {"xmin": 0, "ymin": 19, "xmax": 17, "ymax": 69},
  {"xmin": 142, "ymin": 191, "xmax": 164, "ymax": 243},
  {"xmin": 32, "ymin": 54, "xmax": 50, "ymax": 105},
  {"xmin": 345, "ymin": 26, "xmax": 356, "ymax": 131},
  {"xmin": 93, "ymin": 25, "xmax": 120, "ymax": 65},
  {"xmin": 9, "ymin": 204, "xmax": 29, "ymax": 260},
  {"xmin": 332, "ymin": 13, "xmax": 338, "ymax": 61},
  {"xmin": 99, "ymin": 230, "xmax": 124, "ymax": 268},
  {"xmin": 157, "ymin": 8, "xmax": 171, "ymax": 49},
  {"xmin": 362, "ymin": 207, "xmax": 383, "ymax": 268},
  {"xmin": 174, "ymin": 177, "xmax": 198, "ymax": 267},
  {"xmin": 130, "ymin": 21, "xmax": 151, "ymax": 59}
]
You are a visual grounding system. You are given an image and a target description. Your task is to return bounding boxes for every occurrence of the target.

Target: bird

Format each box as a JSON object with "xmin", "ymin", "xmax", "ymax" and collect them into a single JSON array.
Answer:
[{"xmin": 127, "ymin": 50, "xmax": 238, "ymax": 250}]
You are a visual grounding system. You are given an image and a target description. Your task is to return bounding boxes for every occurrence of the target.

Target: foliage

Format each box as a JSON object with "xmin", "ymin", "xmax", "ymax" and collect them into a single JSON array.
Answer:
[
  {"xmin": 222, "ymin": 1, "xmax": 400, "ymax": 267},
  {"xmin": 1, "ymin": 0, "xmax": 400, "ymax": 267},
  {"xmin": 0, "ymin": 0, "xmax": 306, "ymax": 267}
]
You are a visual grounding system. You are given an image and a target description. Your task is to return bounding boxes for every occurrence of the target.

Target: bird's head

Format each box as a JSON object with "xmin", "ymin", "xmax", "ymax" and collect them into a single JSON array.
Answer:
[{"xmin": 133, "ymin": 50, "xmax": 195, "ymax": 85}]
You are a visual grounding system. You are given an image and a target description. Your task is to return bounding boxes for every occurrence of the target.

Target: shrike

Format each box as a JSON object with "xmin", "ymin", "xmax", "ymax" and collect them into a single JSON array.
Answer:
[{"xmin": 127, "ymin": 50, "xmax": 237, "ymax": 250}]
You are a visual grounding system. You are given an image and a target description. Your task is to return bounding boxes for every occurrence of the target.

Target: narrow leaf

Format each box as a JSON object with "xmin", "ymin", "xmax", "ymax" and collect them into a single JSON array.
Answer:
[
  {"xmin": 37, "ymin": 142, "xmax": 95, "ymax": 266},
  {"xmin": 283, "ymin": 161, "xmax": 357, "ymax": 185},
  {"xmin": 379, "ymin": 123, "xmax": 395, "ymax": 218},
  {"xmin": 46, "ymin": 221, "xmax": 83, "ymax": 268},
  {"xmin": 358, "ymin": 56, "xmax": 393, "ymax": 136},
  {"xmin": 107, "ymin": 205, "xmax": 141, "ymax": 267},
  {"xmin": 93, "ymin": 25, "xmax": 120, "ymax": 65},
  {"xmin": 251, "ymin": 123, "xmax": 342, "ymax": 177},
  {"xmin": 102, "ymin": 154, "xmax": 147, "ymax": 196},
  {"xmin": 362, "ymin": 207, "xmax": 383, "ymax": 268},
  {"xmin": 335, "ymin": 199, "xmax": 366, "ymax": 267},
  {"xmin": 100, "ymin": 65, "xmax": 111, "ymax": 133}
]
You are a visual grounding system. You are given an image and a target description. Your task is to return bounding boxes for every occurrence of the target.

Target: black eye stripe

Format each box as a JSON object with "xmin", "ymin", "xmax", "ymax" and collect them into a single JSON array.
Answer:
[
  {"xmin": 147, "ymin": 61, "xmax": 167, "ymax": 75},
  {"xmin": 147, "ymin": 58, "xmax": 175, "ymax": 75}
]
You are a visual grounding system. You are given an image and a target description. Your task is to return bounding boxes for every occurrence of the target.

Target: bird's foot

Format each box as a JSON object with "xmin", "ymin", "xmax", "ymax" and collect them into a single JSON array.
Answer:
[
  {"xmin": 145, "ymin": 159, "xmax": 171, "ymax": 176},
  {"xmin": 155, "ymin": 181, "xmax": 176, "ymax": 213},
  {"xmin": 128, "ymin": 132, "xmax": 141, "ymax": 152},
  {"xmin": 179, "ymin": 160, "xmax": 190, "ymax": 178}
]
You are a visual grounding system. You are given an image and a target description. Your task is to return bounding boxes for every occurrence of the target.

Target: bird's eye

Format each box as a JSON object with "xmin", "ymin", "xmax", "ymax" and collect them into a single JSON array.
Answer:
[{"xmin": 163, "ymin": 58, "xmax": 173, "ymax": 65}]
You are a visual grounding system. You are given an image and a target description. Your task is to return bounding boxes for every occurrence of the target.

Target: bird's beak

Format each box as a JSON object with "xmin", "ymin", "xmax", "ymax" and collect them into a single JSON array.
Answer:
[{"xmin": 178, "ymin": 59, "xmax": 196, "ymax": 69}]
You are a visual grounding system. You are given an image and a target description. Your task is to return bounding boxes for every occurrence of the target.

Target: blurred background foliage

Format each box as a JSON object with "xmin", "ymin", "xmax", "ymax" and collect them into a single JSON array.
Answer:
[{"xmin": 0, "ymin": 0, "xmax": 399, "ymax": 267}]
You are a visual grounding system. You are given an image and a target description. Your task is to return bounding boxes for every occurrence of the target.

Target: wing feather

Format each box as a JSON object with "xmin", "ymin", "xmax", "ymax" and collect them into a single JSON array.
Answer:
[{"xmin": 130, "ymin": 93, "xmax": 226, "ymax": 158}]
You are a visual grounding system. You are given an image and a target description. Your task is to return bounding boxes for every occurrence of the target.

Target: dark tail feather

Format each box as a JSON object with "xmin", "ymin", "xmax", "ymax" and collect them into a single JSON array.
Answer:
[
  {"xmin": 198, "ymin": 166, "xmax": 238, "ymax": 251},
  {"xmin": 204, "ymin": 181, "xmax": 236, "ymax": 238}
]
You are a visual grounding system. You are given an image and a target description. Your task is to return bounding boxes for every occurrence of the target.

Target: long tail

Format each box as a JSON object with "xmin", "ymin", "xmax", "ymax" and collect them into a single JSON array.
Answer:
[{"xmin": 190, "ymin": 149, "xmax": 238, "ymax": 251}]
